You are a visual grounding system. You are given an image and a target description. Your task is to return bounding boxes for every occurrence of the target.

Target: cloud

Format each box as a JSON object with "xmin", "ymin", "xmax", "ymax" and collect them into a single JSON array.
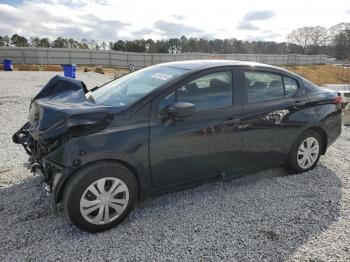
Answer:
[
  {"xmin": 131, "ymin": 21, "xmax": 211, "ymax": 39},
  {"xmin": 171, "ymin": 14, "xmax": 185, "ymax": 20},
  {"xmin": 0, "ymin": 2, "xmax": 130, "ymax": 41},
  {"xmin": 237, "ymin": 21, "xmax": 259, "ymax": 30},
  {"xmin": 0, "ymin": 1, "xmax": 209, "ymax": 40},
  {"xmin": 245, "ymin": 33, "xmax": 282, "ymax": 41},
  {"xmin": 237, "ymin": 10, "xmax": 275, "ymax": 31},
  {"xmin": 153, "ymin": 20, "xmax": 204, "ymax": 37},
  {"xmin": 243, "ymin": 10, "xmax": 275, "ymax": 21},
  {"xmin": 132, "ymin": 28, "xmax": 154, "ymax": 37}
]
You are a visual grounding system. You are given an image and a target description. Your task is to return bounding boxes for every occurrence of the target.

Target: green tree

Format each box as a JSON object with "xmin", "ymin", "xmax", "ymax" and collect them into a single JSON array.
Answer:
[
  {"xmin": 30, "ymin": 36, "xmax": 41, "ymax": 47},
  {"xmin": 52, "ymin": 37, "xmax": 69, "ymax": 48},
  {"xmin": 145, "ymin": 39, "xmax": 156, "ymax": 52},
  {"xmin": 11, "ymin": 34, "xmax": 29, "ymax": 47},
  {"xmin": 168, "ymin": 38, "xmax": 181, "ymax": 53},
  {"xmin": 101, "ymin": 42, "xmax": 107, "ymax": 50},
  {"xmin": 39, "ymin": 38, "xmax": 51, "ymax": 48},
  {"xmin": 80, "ymin": 39, "xmax": 89, "ymax": 49},
  {"xmin": 154, "ymin": 40, "xmax": 169, "ymax": 53},
  {"xmin": 3, "ymin": 35, "xmax": 10, "ymax": 46},
  {"xmin": 68, "ymin": 38, "xmax": 80, "ymax": 48}
]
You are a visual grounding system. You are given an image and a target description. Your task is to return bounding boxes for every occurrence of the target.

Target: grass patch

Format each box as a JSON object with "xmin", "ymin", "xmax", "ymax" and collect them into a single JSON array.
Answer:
[{"xmin": 283, "ymin": 65, "xmax": 350, "ymax": 85}]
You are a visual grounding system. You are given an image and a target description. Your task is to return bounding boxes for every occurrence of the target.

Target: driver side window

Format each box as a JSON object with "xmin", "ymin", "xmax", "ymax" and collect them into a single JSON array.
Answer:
[{"xmin": 159, "ymin": 71, "xmax": 233, "ymax": 113}]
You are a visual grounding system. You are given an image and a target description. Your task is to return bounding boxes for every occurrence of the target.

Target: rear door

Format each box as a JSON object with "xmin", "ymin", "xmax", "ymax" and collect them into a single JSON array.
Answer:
[
  {"xmin": 238, "ymin": 67, "xmax": 306, "ymax": 169},
  {"xmin": 149, "ymin": 68, "xmax": 243, "ymax": 188}
]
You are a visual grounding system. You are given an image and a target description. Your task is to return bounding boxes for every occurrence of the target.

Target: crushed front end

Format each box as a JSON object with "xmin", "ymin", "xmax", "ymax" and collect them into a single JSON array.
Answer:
[
  {"xmin": 13, "ymin": 121, "xmax": 68, "ymax": 196},
  {"xmin": 12, "ymin": 75, "xmax": 114, "ymax": 202}
]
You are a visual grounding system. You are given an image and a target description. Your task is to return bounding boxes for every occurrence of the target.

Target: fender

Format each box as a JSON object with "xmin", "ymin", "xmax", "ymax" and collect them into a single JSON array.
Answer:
[{"xmin": 51, "ymin": 151, "xmax": 153, "ymax": 203}]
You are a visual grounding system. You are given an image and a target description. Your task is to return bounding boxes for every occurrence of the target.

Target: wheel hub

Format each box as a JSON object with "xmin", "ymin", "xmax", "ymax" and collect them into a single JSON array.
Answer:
[
  {"xmin": 79, "ymin": 177, "xmax": 130, "ymax": 225},
  {"xmin": 297, "ymin": 137, "xmax": 320, "ymax": 169}
]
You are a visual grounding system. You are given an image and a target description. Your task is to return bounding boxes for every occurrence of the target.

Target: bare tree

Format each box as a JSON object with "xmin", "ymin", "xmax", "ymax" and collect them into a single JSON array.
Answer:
[
  {"xmin": 329, "ymin": 23, "xmax": 350, "ymax": 43},
  {"xmin": 309, "ymin": 26, "xmax": 328, "ymax": 46},
  {"xmin": 287, "ymin": 27, "xmax": 314, "ymax": 53}
]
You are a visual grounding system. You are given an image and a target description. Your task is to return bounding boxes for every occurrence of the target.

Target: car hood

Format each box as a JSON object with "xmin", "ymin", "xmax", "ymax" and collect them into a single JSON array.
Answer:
[{"xmin": 28, "ymin": 75, "xmax": 116, "ymax": 140}]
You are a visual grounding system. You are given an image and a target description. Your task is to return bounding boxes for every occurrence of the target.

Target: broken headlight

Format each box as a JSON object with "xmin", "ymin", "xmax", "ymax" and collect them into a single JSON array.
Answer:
[{"xmin": 28, "ymin": 102, "xmax": 40, "ymax": 125}]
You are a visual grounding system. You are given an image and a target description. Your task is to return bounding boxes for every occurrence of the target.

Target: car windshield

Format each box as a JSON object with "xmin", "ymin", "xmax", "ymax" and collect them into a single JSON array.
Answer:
[{"xmin": 91, "ymin": 66, "xmax": 188, "ymax": 107}]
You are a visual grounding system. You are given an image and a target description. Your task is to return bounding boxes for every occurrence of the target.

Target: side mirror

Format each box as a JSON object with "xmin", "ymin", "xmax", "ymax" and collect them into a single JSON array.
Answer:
[{"xmin": 167, "ymin": 102, "xmax": 195, "ymax": 118}]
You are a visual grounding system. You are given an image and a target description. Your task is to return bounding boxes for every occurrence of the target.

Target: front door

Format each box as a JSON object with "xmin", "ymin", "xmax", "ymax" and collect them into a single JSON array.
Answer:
[{"xmin": 149, "ymin": 69, "xmax": 243, "ymax": 188}]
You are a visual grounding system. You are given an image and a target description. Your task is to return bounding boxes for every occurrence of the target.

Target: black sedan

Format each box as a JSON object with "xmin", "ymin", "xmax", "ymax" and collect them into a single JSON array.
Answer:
[{"xmin": 13, "ymin": 60, "xmax": 342, "ymax": 232}]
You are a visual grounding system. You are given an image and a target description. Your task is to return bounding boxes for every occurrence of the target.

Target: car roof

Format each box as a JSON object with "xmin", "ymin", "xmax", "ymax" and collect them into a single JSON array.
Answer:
[
  {"xmin": 158, "ymin": 59, "xmax": 273, "ymax": 70},
  {"xmin": 157, "ymin": 59, "xmax": 299, "ymax": 77}
]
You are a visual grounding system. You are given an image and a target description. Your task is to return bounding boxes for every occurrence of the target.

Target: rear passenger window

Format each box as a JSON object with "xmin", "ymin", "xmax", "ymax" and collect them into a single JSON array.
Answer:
[
  {"xmin": 245, "ymin": 71, "xmax": 284, "ymax": 103},
  {"xmin": 283, "ymin": 76, "xmax": 298, "ymax": 96}
]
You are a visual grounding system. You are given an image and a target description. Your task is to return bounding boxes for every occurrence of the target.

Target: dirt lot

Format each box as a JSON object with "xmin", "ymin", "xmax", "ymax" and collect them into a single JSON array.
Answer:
[
  {"xmin": 283, "ymin": 65, "xmax": 350, "ymax": 86},
  {"xmin": 0, "ymin": 71, "xmax": 350, "ymax": 261}
]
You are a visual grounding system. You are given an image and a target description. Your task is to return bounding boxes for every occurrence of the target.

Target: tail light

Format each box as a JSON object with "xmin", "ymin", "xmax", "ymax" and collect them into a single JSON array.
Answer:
[{"xmin": 332, "ymin": 96, "xmax": 342, "ymax": 107}]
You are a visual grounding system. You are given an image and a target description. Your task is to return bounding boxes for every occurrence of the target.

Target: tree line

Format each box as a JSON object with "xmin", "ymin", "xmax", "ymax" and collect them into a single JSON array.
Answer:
[{"xmin": 0, "ymin": 22, "xmax": 349, "ymax": 59}]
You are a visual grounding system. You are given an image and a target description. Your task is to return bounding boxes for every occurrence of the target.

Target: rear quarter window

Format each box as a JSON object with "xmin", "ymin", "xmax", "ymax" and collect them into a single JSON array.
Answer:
[{"xmin": 283, "ymin": 76, "xmax": 298, "ymax": 96}]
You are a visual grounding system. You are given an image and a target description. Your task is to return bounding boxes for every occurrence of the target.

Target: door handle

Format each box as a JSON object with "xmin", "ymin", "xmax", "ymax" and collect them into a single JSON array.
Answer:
[{"xmin": 222, "ymin": 118, "xmax": 241, "ymax": 126}]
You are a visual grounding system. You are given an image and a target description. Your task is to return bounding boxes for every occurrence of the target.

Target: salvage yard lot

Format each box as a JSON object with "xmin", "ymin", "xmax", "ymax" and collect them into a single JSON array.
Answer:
[{"xmin": 0, "ymin": 71, "xmax": 350, "ymax": 261}]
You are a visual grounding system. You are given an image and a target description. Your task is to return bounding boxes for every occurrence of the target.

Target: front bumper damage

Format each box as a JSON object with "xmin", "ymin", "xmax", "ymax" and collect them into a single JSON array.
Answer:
[
  {"xmin": 13, "ymin": 122, "xmax": 67, "ymax": 202},
  {"xmin": 12, "ymin": 75, "xmax": 115, "ymax": 204}
]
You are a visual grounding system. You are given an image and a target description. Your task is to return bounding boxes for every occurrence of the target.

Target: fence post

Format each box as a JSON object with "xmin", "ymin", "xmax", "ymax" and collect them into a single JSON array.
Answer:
[
  {"xmin": 22, "ymin": 49, "xmax": 25, "ymax": 64},
  {"xmin": 109, "ymin": 51, "xmax": 112, "ymax": 66},
  {"xmin": 46, "ymin": 49, "xmax": 49, "ymax": 64}
]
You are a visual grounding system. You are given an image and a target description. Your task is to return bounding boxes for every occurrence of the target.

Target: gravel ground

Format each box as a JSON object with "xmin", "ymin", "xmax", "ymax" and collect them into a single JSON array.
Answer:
[{"xmin": 0, "ymin": 71, "xmax": 350, "ymax": 261}]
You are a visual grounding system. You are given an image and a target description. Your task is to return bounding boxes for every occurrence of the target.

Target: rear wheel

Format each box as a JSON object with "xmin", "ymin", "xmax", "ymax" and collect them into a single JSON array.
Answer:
[
  {"xmin": 285, "ymin": 130, "xmax": 323, "ymax": 174},
  {"xmin": 63, "ymin": 161, "xmax": 137, "ymax": 232}
]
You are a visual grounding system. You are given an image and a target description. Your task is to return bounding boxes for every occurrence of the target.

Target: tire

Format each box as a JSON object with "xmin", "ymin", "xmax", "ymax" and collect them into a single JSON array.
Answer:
[
  {"xmin": 63, "ymin": 161, "xmax": 138, "ymax": 232},
  {"xmin": 285, "ymin": 130, "xmax": 323, "ymax": 174}
]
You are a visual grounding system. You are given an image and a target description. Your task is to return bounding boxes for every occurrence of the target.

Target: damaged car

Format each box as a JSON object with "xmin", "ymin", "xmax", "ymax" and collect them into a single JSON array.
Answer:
[{"xmin": 13, "ymin": 60, "xmax": 342, "ymax": 232}]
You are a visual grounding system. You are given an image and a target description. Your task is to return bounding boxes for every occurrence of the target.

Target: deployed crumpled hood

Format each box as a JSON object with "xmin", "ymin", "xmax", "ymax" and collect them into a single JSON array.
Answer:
[
  {"xmin": 33, "ymin": 74, "xmax": 89, "ymax": 102},
  {"xmin": 29, "ymin": 75, "xmax": 115, "ymax": 140}
]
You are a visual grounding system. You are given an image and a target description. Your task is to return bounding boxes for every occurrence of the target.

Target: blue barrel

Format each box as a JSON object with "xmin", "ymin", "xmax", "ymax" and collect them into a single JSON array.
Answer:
[
  {"xmin": 3, "ymin": 59, "xmax": 13, "ymax": 71},
  {"xmin": 61, "ymin": 64, "xmax": 76, "ymax": 79}
]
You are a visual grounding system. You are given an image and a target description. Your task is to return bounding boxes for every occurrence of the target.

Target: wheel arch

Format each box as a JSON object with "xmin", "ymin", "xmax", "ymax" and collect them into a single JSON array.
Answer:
[
  {"xmin": 54, "ymin": 158, "xmax": 149, "ymax": 204},
  {"xmin": 289, "ymin": 126, "xmax": 328, "ymax": 160},
  {"xmin": 307, "ymin": 127, "xmax": 328, "ymax": 155}
]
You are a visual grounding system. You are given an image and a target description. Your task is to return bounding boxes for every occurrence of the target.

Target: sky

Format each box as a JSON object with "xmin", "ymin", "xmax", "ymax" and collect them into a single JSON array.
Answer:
[{"xmin": 0, "ymin": 0, "xmax": 349, "ymax": 43}]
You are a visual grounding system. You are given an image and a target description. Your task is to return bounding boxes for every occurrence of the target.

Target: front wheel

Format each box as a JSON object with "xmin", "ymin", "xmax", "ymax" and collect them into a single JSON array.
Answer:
[
  {"xmin": 285, "ymin": 130, "xmax": 323, "ymax": 174},
  {"xmin": 63, "ymin": 161, "xmax": 138, "ymax": 232}
]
